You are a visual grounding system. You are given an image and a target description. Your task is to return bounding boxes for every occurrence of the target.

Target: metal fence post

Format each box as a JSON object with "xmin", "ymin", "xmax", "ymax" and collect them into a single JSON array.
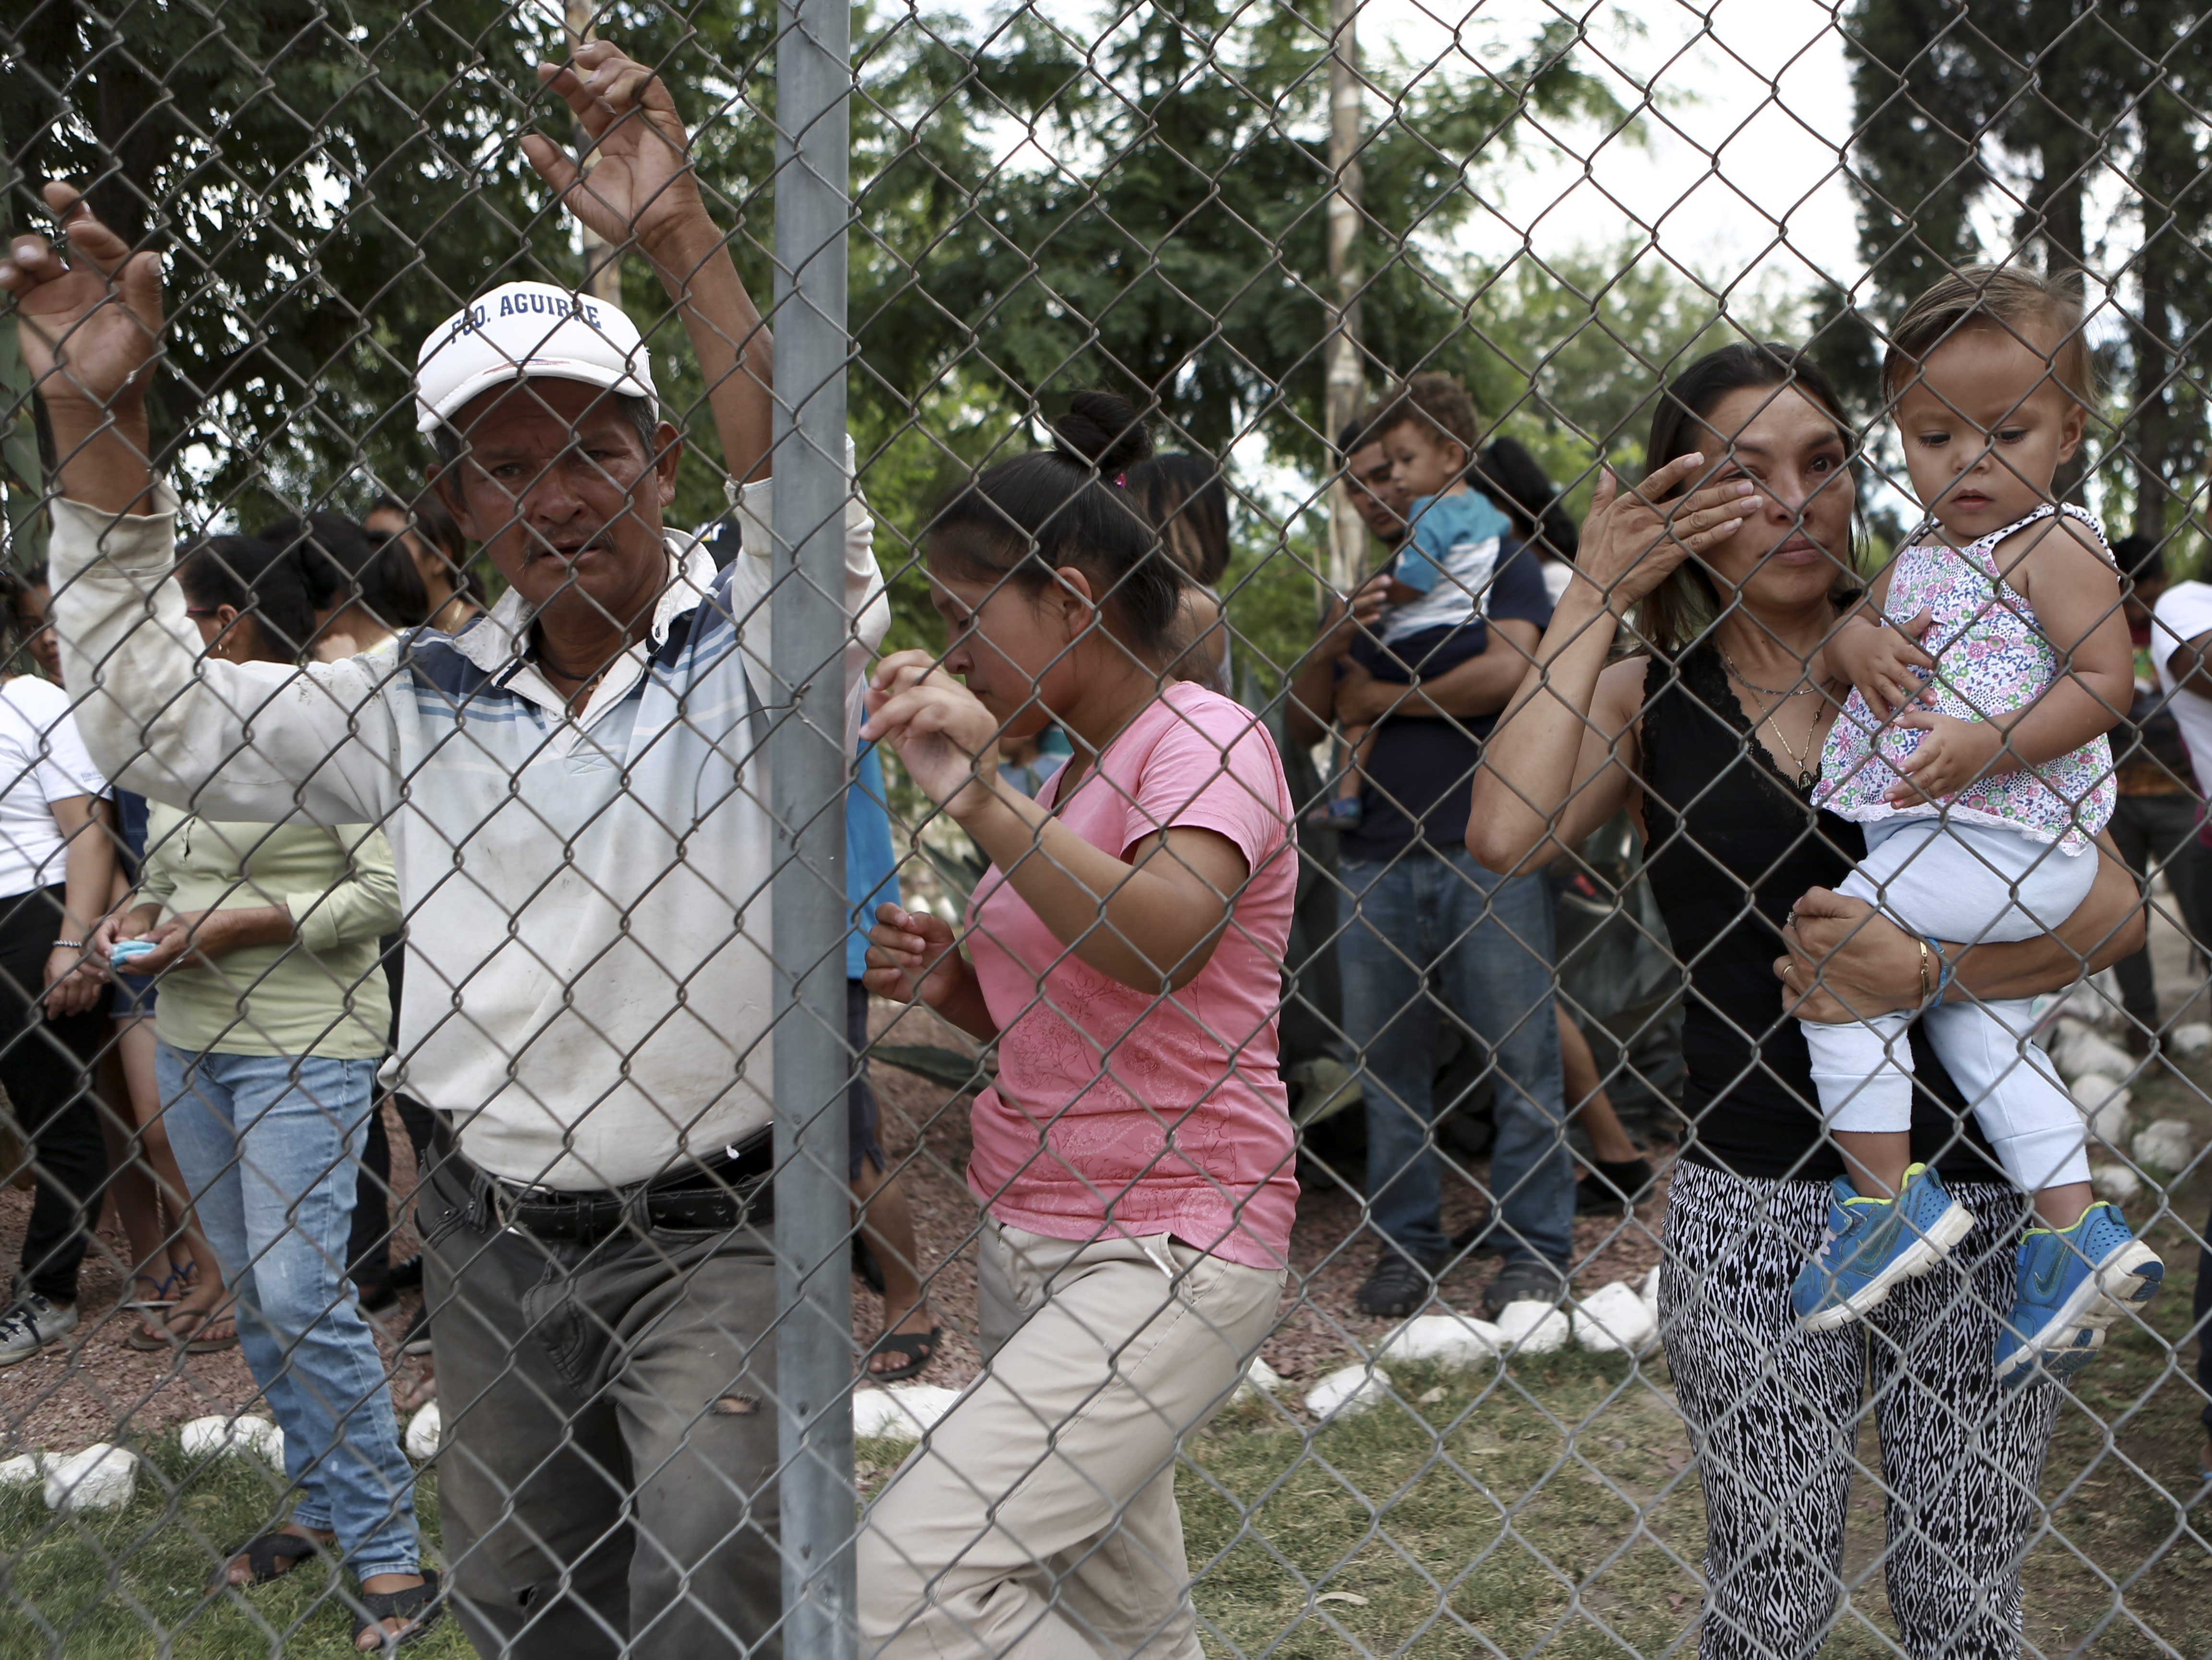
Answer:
[{"xmin": 771, "ymin": 0, "xmax": 856, "ymax": 1650}]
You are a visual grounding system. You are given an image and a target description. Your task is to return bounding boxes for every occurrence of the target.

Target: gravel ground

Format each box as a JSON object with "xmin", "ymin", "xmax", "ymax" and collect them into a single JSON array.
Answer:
[{"xmin": 0, "ymin": 998, "xmax": 1666, "ymax": 1452}]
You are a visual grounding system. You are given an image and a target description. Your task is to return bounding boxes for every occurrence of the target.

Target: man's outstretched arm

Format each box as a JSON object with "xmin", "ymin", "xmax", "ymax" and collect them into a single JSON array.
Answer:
[
  {"xmin": 524, "ymin": 40, "xmax": 774, "ymax": 486},
  {"xmin": 1, "ymin": 186, "xmax": 400, "ymax": 826}
]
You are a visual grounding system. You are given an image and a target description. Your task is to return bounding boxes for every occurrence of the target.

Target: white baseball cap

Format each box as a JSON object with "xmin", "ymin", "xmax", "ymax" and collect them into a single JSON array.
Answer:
[{"xmin": 414, "ymin": 281, "xmax": 659, "ymax": 434}]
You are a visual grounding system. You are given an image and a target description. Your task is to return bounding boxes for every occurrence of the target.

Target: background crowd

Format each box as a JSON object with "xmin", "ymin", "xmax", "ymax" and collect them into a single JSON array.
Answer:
[{"xmin": 0, "ymin": 27, "xmax": 2206, "ymax": 1660}]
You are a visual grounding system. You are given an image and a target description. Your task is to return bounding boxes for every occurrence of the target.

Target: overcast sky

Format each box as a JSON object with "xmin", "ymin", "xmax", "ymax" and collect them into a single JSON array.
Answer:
[{"xmin": 1399, "ymin": 0, "xmax": 1865, "ymax": 290}]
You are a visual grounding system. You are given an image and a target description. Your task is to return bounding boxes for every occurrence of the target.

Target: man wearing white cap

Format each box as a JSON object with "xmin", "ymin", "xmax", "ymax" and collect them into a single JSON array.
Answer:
[{"xmin": 9, "ymin": 39, "xmax": 885, "ymax": 1658}]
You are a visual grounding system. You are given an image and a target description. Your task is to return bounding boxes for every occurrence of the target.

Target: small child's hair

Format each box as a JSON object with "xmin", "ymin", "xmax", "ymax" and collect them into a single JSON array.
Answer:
[
  {"xmin": 1881, "ymin": 265, "xmax": 2098, "ymax": 407},
  {"xmin": 1365, "ymin": 372, "xmax": 1481, "ymax": 462}
]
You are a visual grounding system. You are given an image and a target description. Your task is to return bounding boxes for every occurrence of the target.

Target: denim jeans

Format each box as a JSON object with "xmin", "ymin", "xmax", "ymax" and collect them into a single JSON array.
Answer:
[
  {"xmin": 157, "ymin": 1043, "xmax": 421, "ymax": 1581},
  {"xmin": 1338, "ymin": 848, "xmax": 1571, "ymax": 1268}
]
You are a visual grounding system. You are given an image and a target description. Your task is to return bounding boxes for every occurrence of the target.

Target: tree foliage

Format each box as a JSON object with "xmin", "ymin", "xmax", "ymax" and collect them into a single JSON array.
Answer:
[
  {"xmin": 1843, "ymin": 0, "xmax": 2212, "ymax": 537},
  {"xmin": 3, "ymin": 0, "xmax": 1627, "ymax": 549}
]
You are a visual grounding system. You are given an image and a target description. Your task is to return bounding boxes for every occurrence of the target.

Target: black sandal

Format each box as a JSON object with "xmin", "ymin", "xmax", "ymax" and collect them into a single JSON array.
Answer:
[
  {"xmin": 351, "ymin": 1567, "xmax": 443, "ymax": 1650},
  {"xmin": 865, "ymin": 1326, "xmax": 941, "ymax": 1384},
  {"xmin": 212, "ymin": 1530, "xmax": 322, "ymax": 1590}
]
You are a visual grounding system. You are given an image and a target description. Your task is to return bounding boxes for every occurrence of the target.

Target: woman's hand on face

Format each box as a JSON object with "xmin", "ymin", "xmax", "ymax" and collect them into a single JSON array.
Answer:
[
  {"xmin": 1774, "ymin": 886, "xmax": 1919, "ymax": 1023},
  {"xmin": 1573, "ymin": 455, "xmax": 1761, "ymax": 617},
  {"xmin": 861, "ymin": 649, "xmax": 1004, "ymax": 820},
  {"xmin": 862, "ymin": 902, "xmax": 968, "ymax": 1009}
]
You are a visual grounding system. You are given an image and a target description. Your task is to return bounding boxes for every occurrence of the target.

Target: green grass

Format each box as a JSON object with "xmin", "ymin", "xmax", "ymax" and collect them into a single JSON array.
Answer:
[
  {"xmin": 5, "ymin": 1197, "xmax": 2206, "ymax": 1656},
  {"xmin": 0, "ymin": 1443, "xmax": 471, "ymax": 1660},
  {"xmin": 1178, "ymin": 1352, "xmax": 1707, "ymax": 1660}
]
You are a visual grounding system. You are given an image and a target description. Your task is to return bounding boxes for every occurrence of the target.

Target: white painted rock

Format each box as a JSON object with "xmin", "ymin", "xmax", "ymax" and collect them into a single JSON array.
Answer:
[
  {"xmin": 2072, "ymin": 1076, "xmax": 2133, "ymax": 1146},
  {"xmin": 43, "ymin": 1444, "xmax": 135, "ymax": 1514},
  {"xmin": 853, "ymin": 1384, "xmax": 961, "ymax": 1442},
  {"xmin": 1233, "ymin": 1357, "xmax": 1285, "ymax": 1401},
  {"xmin": 2167, "ymin": 1022, "xmax": 2212, "ymax": 1058},
  {"xmin": 1641, "ymin": 1265, "xmax": 1662, "ymax": 1312},
  {"xmin": 1379, "ymin": 1313, "xmax": 1503, "ymax": 1367},
  {"xmin": 1572, "ymin": 1281, "xmax": 1658, "ymax": 1355},
  {"xmin": 0, "ymin": 1452, "xmax": 44, "ymax": 1488},
  {"xmin": 2053, "ymin": 1026, "xmax": 2134, "ymax": 1086},
  {"xmin": 2132, "ymin": 1119, "xmax": 2196, "ymax": 1172},
  {"xmin": 2050, "ymin": 978, "xmax": 2122, "ymax": 1031},
  {"xmin": 404, "ymin": 1403, "xmax": 442, "ymax": 1463},
  {"xmin": 180, "ymin": 1416, "xmax": 283, "ymax": 1466},
  {"xmin": 1492, "ymin": 1300, "xmax": 1571, "ymax": 1355},
  {"xmin": 1304, "ymin": 1363, "xmax": 1391, "ymax": 1421},
  {"xmin": 2091, "ymin": 1164, "xmax": 2142, "ymax": 1205}
]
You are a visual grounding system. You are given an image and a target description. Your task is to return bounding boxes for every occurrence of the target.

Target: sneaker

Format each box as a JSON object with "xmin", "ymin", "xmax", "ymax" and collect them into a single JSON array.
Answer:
[
  {"xmin": 1355, "ymin": 1250, "xmax": 1440, "ymax": 1317},
  {"xmin": 0, "ymin": 1294, "xmax": 78, "ymax": 1367},
  {"xmin": 1479, "ymin": 1257, "xmax": 1566, "ymax": 1321},
  {"xmin": 1790, "ymin": 1163, "xmax": 1975, "ymax": 1332},
  {"xmin": 1993, "ymin": 1203, "xmax": 2163, "ymax": 1390},
  {"xmin": 398, "ymin": 1303, "xmax": 434, "ymax": 1359}
]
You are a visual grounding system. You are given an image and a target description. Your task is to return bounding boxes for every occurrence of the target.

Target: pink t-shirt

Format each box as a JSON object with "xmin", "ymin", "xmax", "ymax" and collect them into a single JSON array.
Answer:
[{"xmin": 963, "ymin": 681, "xmax": 1300, "ymax": 1270}]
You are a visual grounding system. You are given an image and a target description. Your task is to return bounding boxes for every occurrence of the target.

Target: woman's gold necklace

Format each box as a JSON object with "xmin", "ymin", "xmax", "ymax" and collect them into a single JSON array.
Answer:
[{"xmin": 1720, "ymin": 648, "xmax": 1831, "ymax": 789}]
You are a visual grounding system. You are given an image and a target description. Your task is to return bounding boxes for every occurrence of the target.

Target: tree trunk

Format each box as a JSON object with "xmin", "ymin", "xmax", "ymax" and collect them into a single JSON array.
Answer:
[
  {"xmin": 2129, "ymin": 80, "xmax": 2200, "ymax": 545},
  {"xmin": 1321, "ymin": 0, "xmax": 1364, "ymax": 597}
]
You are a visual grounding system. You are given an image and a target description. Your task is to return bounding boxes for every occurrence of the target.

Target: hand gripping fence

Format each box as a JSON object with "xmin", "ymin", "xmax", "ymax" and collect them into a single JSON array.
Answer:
[{"xmin": 0, "ymin": 5, "xmax": 2209, "ymax": 1660}]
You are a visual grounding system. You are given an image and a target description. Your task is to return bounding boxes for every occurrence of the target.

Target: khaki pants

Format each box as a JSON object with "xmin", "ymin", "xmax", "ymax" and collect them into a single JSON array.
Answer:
[{"xmin": 860, "ymin": 1222, "xmax": 1284, "ymax": 1660}]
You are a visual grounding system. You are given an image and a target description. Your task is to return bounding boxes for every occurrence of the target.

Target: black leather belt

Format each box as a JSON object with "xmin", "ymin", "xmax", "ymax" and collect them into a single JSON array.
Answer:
[{"xmin": 437, "ymin": 1122, "xmax": 775, "ymax": 1246}]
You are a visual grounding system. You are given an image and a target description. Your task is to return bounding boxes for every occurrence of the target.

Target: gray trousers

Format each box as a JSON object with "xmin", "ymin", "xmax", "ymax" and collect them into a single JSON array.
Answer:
[
  {"xmin": 2107, "ymin": 791, "xmax": 2200, "ymax": 1032},
  {"xmin": 417, "ymin": 1159, "xmax": 781, "ymax": 1659}
]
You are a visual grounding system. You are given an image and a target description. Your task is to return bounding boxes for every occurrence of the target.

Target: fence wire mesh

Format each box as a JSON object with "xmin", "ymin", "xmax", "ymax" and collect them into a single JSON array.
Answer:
[{"xmin": 0, "ymin": 2, "xmax": 2208, "ymax": 1658}]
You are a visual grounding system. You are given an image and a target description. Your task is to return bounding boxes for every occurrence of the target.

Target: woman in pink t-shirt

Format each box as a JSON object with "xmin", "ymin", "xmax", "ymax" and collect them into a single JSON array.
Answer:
[{"xmin": 855, "ymin": 393, "xmax": 1297, "ymax": 1660}]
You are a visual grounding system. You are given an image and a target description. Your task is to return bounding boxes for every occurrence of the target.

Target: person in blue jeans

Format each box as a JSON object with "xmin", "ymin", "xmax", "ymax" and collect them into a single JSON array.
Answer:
[
  {"xmin": 92, "ymin": 537, "xmax": 436, "ymax": 1649},
  {"xmin": 1288, "ymin": 384, "xmax": 1571, "ymax": 1318},
  {"xmin": 847, "ymin": 741, "xmax": 940, "ymax": 1379}
]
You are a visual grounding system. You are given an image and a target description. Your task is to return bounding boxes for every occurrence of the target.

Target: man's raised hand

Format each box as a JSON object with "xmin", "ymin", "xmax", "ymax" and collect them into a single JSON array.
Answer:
[
  {"xmin": 0, "ymin": 185, "xmax": 163, "ymax": 415},
  {"xmin": 522, "ymin": 39, "xmax": 710, "ymax": 265}
]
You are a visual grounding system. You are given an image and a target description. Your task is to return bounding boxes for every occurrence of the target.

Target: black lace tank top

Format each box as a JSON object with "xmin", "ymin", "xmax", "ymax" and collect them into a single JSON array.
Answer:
[{"xmin": 1638, "ymin": 646, "xmax": 1999, "ymax": 1184}]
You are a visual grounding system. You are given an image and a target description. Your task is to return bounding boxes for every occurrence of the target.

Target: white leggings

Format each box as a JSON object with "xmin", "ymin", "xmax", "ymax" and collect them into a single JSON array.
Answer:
[{"xmin": 1801, "ymin": 817, "xmax": 2093, "ymax": 1193}]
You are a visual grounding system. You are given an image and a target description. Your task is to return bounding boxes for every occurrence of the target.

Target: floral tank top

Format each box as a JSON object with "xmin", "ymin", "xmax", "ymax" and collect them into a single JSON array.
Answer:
[{"xmin": 1814, "ymin": 503, "xmax": 2116, "ymax": 855}]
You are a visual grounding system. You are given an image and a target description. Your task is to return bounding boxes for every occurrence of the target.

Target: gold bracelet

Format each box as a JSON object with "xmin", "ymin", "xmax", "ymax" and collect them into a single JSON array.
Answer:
[{"xmin": 1916, "ymin": 935, "xmax": 1931, "ymax": 1006}]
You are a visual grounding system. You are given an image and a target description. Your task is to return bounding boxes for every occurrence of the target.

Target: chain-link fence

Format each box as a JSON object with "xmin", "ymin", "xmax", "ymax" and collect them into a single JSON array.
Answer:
[{"xmin": 0, "ymin": 1, "xmax": 2208, "ymax": 1656}]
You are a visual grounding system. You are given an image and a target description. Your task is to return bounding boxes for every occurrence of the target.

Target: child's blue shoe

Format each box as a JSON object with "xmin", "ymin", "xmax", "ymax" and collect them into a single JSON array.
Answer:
[
  {"xmin": 1993, "ymin": 1203, "xmax": 2162, "ymax": 1390},
  {"xmin": 1791, "ymin": 1162, "xmax": 1975, "ymax": 1332}
]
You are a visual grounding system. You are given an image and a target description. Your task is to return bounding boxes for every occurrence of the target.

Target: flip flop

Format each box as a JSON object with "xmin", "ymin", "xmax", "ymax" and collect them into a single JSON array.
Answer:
[
  {"xmin": 212, "ymin": 1530, "xmax": 322, "ymax": 1591},
  {"xmin": 865, "ymin": 1325, "xmax": 941, "ymax": 1384},
  {"xmin": 350, "ymin": 1568, "xmax": 443, "ymax": 1650},
  {"xmin": 128, "ymin": 1305, "xmax": 238, "ymax": 1354},
  {"xmin": 120, "ymin": 1268, "xmax": 184, "ymax": 1314}
]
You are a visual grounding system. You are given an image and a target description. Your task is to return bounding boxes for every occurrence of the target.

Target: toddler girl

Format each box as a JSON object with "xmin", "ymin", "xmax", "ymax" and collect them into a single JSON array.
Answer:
[{"xmin": 1796, "ymin": 266, "xmax": 2162, "ymax": 1387}]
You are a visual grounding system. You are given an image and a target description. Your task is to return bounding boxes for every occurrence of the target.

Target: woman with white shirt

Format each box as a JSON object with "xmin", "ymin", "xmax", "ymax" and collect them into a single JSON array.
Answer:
[
  {"xmin": 0, "ymin": 581, "xmax": 116, "ymax": 1366},
  {"xmin": 2146, "ymin": 555, "xmax": 2212, "ymax": 1493}
]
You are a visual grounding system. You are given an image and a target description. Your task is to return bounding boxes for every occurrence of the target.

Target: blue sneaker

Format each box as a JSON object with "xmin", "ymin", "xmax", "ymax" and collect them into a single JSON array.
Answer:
[
  {"xmin": 1993, "ymin": 1204, "xmax": 2162, "ymax": 1390},
  {"xmin": 1791, "ymin": 1163, "xmax": 1975, "ymax": 1332}
]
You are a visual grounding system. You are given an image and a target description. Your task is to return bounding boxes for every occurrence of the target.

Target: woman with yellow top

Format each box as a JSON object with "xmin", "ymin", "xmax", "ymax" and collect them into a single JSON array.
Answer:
[{"xmin": 91, "ymin": 536, "xmax": 438, "ymax": 1647}]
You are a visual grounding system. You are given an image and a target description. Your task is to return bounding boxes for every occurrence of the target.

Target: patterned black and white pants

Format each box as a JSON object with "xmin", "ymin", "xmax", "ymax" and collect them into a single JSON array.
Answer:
[{"xmin": 1659, "ymin": 1159, "xmax": 2059, "ymax": 1660}]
